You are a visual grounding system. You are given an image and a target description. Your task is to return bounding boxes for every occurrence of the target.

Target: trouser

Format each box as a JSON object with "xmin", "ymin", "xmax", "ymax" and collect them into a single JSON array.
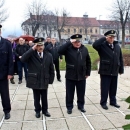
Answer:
[
  {"xmin": 0, "ymin": 79, "xmax": 11, "ymax": 114},
  {"xmin": 53, "ymin": 59, "xmax": 61, "ymax": 80},
  {"xmin": 17, "ymin": 61, "xmax": 28, "ymax": 81},
  {"xmin": 100, "ymin": 75, "xmax": 118, "ymax": 105},
  {"xmin": 66, "ymin": 79, "xmax": 86, "ymax": 110},
  {"xmin": 32, "ymin": 89, "xmax": 48, "ymax": 113}
]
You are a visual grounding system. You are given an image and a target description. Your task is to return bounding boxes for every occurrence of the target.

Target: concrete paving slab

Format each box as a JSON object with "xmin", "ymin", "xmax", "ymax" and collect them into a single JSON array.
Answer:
[
  {"xmin": 13, "ymin": 95, "xmax": 28, "ymax": 101},
  {"xmin": 24, "ymin": 110, "xmax": 42, "ymax": 121},
  {"xmin": 16, "ymin": 89, "xmax": 29, "ymax": 95},
  {"xmin": 4, "ymin": 110, "xmax": 24, "ymax": 122},
  {"xmin": 26, "ymin": 101, "xmax": 34, "ymax": 110},
  {"xmin": 61, "ymin": 106, "xmax": 82, "ymax": 117},
  {"xmin": 47, "ymin": 108, "xmax": 64, "ymax": 119},
  {"xmin": 56, "ymin": 92, "xmax": 66, "ymax": 99},
  {"xmin": 117, "ymin": 93, "xmax": 129, "ymax": 100},
  {"xmin": 48, "ymin": 93, "xmax": 57, "ymax": 99},
  {"xmin": 22, "ymin": 121, "xmax": 43, "ymax": 130},
  {"xmin": 84, "ymin": 104, "xmax": 102, "ymax": 115},
  {"xmin": 27, "ymin": 95, "xmax": 33, "ymax": 100},
  {"xmin": 48, "ymin": 99, "xmax": 60, "ymax": 108},
  {"xmin": 57, "ymin": 98, "xmax": 66, "ymax": 107},
  {"xmin": 85, "ymin": 90, "xmax": 98, "ymax": 96},
  {"xmin": 105, "ymin": 112, "xmax": 130, "ymax": 128},
  {"xmin": 87, "ymin": 114, "xmax": 115, "ymax": 129},
  {"xmin": 87, "ymin": 95, "xmax": 101, "ymax": 104},
  {"xmin": 66, "ymin": 117, "xmax": 91, "ymax": 130},
  {"xmin": 0, "ymin": 122, "xmax": 22, "ymax": 130},
  {"xmin": 11, "ymin": 101, "xmax": 26, "ymax": 110},
  {"xmin": 84, "ymin": 97, "xmax": 93, "ymax": 105},
  {"xmin": 46, "ymin": 119, "xmax": 68, "ymax": 130}
]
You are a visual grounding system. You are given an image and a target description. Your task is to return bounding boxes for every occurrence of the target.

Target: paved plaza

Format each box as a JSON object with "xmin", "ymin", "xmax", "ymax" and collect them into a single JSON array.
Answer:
[{"xmin": 0, "ymin": 71, "xmax": 130, "ymax": 130}]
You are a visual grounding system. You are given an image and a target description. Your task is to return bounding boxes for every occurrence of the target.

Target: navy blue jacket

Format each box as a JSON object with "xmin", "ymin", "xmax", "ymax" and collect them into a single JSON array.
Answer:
[{"xmin": 0, "ymin": 37, "xmax": 14, "ymax": 79}]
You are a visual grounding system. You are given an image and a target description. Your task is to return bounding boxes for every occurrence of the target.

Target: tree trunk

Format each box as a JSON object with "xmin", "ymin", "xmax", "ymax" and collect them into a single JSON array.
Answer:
[
  {"xmin": 122, "ymin": 26, "xmax": 125, "ymax": 48},
  {"xmin": 58, "ymin": 30, "xmax": 62, "ymax": 45}
]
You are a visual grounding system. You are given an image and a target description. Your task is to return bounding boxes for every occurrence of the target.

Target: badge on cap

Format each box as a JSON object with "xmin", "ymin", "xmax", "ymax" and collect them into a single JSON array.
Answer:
[
  {"xmin": 39, "ymin": 38, "xmax": 41, "ymax": 42},
  {"xmin": 111, "ymin": 30, "xmax": 113, "ymax": 33}
]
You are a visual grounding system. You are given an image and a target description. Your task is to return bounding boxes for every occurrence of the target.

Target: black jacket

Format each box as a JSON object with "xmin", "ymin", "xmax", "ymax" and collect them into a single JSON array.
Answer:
[
  {"xmin": 44, "ymin": 42, "xmax": 51, "ymax": 48},
  {"xmin": 46, "ymin": 43, "xmax": 62, "ymax": 60},
  {"xmin": 0, "ymin": 37, "xmax": 14, "ymax": 79},
  {"xmin": 58, "ymin": 42, "xmax": 91, "ymax": 80},
  {"xmin": 21, "ymin": 49, "xmax": 55, "ymax": 89},
  {"xmin": 93, "ymin": 37, "xmax": 124, "ymax": 76},
  {"xmin": 15, "ymin": 44, "xmax": 29, "ymax": 61}
]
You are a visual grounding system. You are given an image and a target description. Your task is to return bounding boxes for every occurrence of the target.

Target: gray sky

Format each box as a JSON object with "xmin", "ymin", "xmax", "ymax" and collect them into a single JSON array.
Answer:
[{"xmin": 2, "ymin": 0, "xmax": 113, "ymax": 37}]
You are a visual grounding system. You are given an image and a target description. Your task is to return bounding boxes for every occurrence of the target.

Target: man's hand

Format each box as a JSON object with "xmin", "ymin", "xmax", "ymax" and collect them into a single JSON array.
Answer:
[
  {"xmin": 32, "ymin": 44, "xmax": 37, "ymax": 50},
  {"xmin": 85, "ymin": 76, "xmax": 89, "ymax": 79},
  {"xmin": 19, "ymin": 56, "xmax": 22, "ymax": 59},
  {"xmin": 7, "ymin": 75, "xmax": 13, "ymax": 79}
]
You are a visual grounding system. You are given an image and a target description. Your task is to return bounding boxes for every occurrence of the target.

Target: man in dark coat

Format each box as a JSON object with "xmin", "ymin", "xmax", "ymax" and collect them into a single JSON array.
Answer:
[
  {"xmin": 58, "ymin": 34, "xmax": 91, "ymax": 114},
  {"xmin": 44, "ymin": 37, "xmax": 51, "ymax": 48},
  {"xmin": 21, "ymin": 37, "xmax": 54, "ymax": 118},
  {"xmin": 0, "ymin": 25, "xmax": 14, "ymax": 119},
  {"xmin": 15, "ymin": 38, "xmax": 29, "ymax": 84},
  {"xmin": 93, "ymin": 30, "xmax": 124, "ymax": 110},
  {"xmin": 46, "ymin": 38, "xmax": 62, "ymax": 81}
]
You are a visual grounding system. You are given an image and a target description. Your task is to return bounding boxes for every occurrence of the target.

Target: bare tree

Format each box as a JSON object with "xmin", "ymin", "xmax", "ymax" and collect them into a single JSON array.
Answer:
[
  {"xmin": 22, "ymin": 0, "xmax": 46, "ymax": 36},
  {"xmin": 54, "ymin": 8, "xmax": 70, "ymax": 44},
  {"xmin": 0, "ymin": 0, "xmax": 8, "ymax": 23},
  {"xmin": 110, "ymin": 0, "xmax": 130, "ymax": 47}
]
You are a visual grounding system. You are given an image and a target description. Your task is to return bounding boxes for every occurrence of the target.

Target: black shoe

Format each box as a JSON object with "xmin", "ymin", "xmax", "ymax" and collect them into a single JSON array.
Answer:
[
  {"xmin": 18, "ymin": 80, "xmax": 22, "ymax": 84},
  {"xmin": 10, "ymin": 79, "xmax": 15, "ymax": 84},
  {"xmin": 5, "ymin": 113, "xmax": 10, "ymax": 120},
  {"xmin": 57, "ymin": 79, "xmax": 61, "ymax": 82},
  {"xmin": 110, "ymin": 103, "xmax": 120, "ymax": 108},
  {"xmin": 78, "ymin": 108, "xmax": 86, "ymax": 113},
  {"xmin": 35, "ymin": 112, "xmax": 41, "ymax": 118},
  {"xmin": 101, "ymin": 105, "xmax": 108, "ymax": 110},
  {"xmin": 67, "ymin": 110, "xmax": 72, "ymax": 114},
  {"xmin": 43, "ymin": 111, "xmax": 51, "ymax": 117}
]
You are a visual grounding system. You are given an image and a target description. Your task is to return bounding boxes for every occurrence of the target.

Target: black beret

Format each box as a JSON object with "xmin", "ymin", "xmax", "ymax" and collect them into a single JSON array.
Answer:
[
  {"xmin": 33, "ymin": 37, "xmax": 45, "ymax": 45},
  {"xmin": 104, "ymin": 30, "xmax": 116, "ymax": 36}
]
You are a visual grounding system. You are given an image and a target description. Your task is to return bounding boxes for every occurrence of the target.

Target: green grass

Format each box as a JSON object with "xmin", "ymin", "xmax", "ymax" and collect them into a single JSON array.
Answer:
[{"xmin": 59, "ymin": 45, "xmax": 130, "ymax": 70}]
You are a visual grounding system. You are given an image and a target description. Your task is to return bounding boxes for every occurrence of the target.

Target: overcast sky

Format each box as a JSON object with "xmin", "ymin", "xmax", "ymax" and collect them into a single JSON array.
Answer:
[{"xmin": 2, "ymin": 0, "xmax": 114, "ymax": 37}]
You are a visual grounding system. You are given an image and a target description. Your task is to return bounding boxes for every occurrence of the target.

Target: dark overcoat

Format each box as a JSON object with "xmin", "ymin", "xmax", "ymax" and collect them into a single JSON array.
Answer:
[
  {"xmin": 0, "ymin": 37, "xmax": 14, "ymax": 80},
  {"xmin": 92, "ymin": 37, "xmax": 124, "ymax": 76},
  {"xmin": 21, "ymin": 48, "xmax": 55, "ymax": 89},
  {"xmin": 58, "ymin": 42, "xmax": 91, "ymax": 80}
]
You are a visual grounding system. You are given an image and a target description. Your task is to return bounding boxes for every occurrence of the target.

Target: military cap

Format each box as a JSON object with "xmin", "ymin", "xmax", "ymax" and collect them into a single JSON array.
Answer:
[
  {"xmin": 104, "ymin": 30, "xmax": 116, "ymax": 37},
  {"xmin": 70, "ymin": 34, "xmax": 82, "ymax": 42},
  {"xmin": 0, "ymin": 24, "xmax": 2, "ymax": 31},
  {"xmin": 33, "ymin": 37, "xmax": 45, "ymax": 45}
]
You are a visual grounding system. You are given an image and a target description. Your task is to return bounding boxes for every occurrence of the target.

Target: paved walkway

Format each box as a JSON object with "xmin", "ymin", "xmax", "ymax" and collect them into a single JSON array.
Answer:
[{"xmin": 0, "ymin": 71, "xmax": 130, "ymax": 130}]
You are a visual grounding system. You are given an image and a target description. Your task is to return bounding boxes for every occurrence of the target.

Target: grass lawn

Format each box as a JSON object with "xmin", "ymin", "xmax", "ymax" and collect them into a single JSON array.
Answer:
[{"xmin": 59, "ymin": 44, "xmax": 130, "ymax": 70}]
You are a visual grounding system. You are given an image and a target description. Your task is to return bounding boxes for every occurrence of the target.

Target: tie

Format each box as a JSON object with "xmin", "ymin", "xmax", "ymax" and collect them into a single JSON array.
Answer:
[
  {"xmin": 39, "ymin": 52, "xmax": 43, "ymax": 61},
  {"xmin": 109, "ymin": 44, "xmax": 113, "ymax": 49}
]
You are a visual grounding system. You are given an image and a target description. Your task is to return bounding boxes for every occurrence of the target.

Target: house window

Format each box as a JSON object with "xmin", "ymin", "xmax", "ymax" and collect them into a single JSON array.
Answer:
[
  {"xmin": 68, "ymin": 29, "xmax": 70, "ymax": 33},
  {"xmin": 80, "ymin": 29, "xmax": 82, "ymax": 33},
  {"xmin": 90, "ymin": 29, "xmax": 92, "ymax": 33},
  {"xmin": 54, "ymin": 33, "xmax": 56, "ymax": 37},
  {"xmin": 85, "ymin": 29, "xmax": 87, "ymax": 34},
  {"xmin": 95, "ymin": 29, "xmax": 97, "ymax": 33},
  {"xmin": 74, "ymin": 28, "xmax": 76, "ymax": 33}
]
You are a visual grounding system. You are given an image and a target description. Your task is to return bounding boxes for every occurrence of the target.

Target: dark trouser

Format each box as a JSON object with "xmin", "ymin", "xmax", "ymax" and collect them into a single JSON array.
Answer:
[
  {"xmin": 0, "ymin": 79, "xmax": 11, "ymax": 114},
  {"xmin": 66, "ymin": 79, "xmax": 86, "ymax": 110},
  {"xmin": 17, "ymin": 60, "xmax": 28, "ymax": 81},
  {"xmin": 53, "ymin": 59, "xmax": 61, "ymax": 80},
  {"xmin": 32, "ymin": 89, "xmax": 48, "ymax": 113},
  {"xmin": 100, "ymin": 75, "xmax": 118, "ymax": 105}
]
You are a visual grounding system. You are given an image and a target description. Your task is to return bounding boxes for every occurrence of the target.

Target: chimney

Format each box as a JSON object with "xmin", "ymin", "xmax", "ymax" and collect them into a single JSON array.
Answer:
[{"xmin": 83, "ymin": 15, "xmax": 88, "ymax": 18}]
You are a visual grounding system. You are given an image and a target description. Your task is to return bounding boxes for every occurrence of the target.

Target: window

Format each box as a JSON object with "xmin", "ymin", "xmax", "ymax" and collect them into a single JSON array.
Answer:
[
  {"xmin": 74, "ymin": 28, "xmax": 76, "ymax": 33},
  {"xmin": 85, "ymin": 29, "xmax": 87, "ymax": 34},
  {"xmin": 54, "ymin": 33, "xmax": 56, "ymax": 37},
  {"xmin": 95, "ymin": 29, "xmax": 97, "ymax": 33},
  {"xmin": 90, "ymin": 29, "xmax": 92, "ymax": 33},
  {"xmin": 68, "ymin": 29, "xmax": 70, "ymax": 33},
  {"xmin": 80, "ymin": 29, "xmax": 82, "ymax": 33}
]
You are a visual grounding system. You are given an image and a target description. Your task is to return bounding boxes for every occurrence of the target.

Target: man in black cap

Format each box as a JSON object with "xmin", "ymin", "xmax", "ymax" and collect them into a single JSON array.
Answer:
[
  {"xmin": 0, "ymin": 25, "xmax": 14, "ymax": 119},
  {"xmin": 58, "ymin": 34, "xmax": 91, "ymax": 114},
  {"xmin": 93, "ymin": 30, "xmax": 124, "ymax": 110},
  {"xmin": 21, "ymin": 37, "xmax": 54, "ymax": 118}
]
